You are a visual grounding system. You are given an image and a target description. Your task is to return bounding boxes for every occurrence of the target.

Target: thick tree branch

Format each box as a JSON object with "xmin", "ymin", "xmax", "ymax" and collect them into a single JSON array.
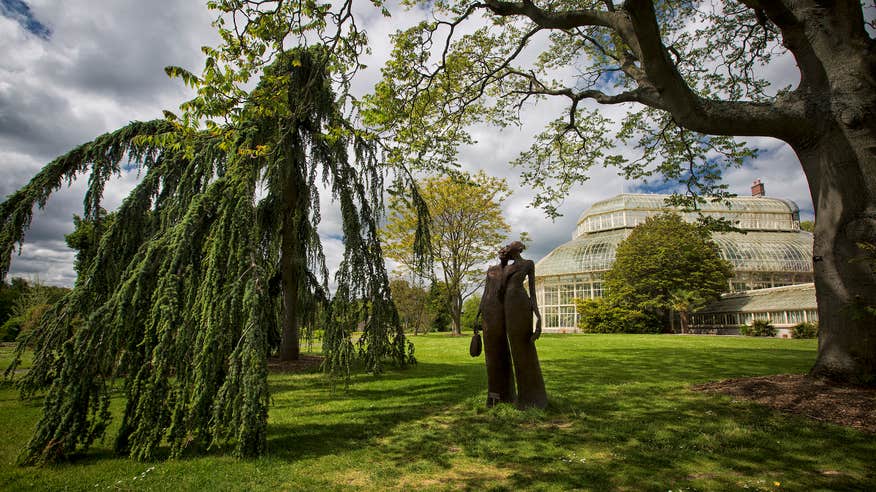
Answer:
[
  {"xmin": 738, "ymin": 0, "xmax": 829, "ymax": 94},
  {"xmin": 504, "ymin": 68, "xmax": 665, "ymax": 108},
  {"xmin": 483, "ymin": 0, "xmax": 614, "ymax": 28},
  {"xmin": 623, "ymin": 0, "xmax": 807, "ymax": 140},
  {"xmin": 479, "ymin": 0, "xmax": 808, "ymax": 140}
]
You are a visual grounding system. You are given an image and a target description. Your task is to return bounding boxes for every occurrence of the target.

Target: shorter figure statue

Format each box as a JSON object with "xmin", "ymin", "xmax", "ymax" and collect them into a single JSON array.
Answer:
[
  {"xmin": 476, "ymin": 246, "xmax": 515, "ymax": 406},
  {"xmin": 503, "ymin": 241, "xmax": 547, "ymax": 409}
]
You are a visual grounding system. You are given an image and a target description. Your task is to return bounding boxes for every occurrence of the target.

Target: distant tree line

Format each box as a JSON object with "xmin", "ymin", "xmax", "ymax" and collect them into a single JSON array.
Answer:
[
  {"xmin": 0, "ymin": 278, "xmax": 69, "ymax": 342},
  {"xmin": 389, "ymin": 278, "xmax": 482, "ymax": 335}
]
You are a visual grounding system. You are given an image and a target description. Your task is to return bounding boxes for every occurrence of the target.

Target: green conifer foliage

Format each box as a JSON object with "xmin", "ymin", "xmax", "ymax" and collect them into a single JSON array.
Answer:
[{"xmin": 0, "ymin": 47, "xmax": 414, "ymax": 464}]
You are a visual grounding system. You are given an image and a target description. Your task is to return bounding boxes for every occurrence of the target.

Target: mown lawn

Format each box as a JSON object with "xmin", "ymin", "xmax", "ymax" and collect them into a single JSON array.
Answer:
[{"xmin": 1, "ymin": 334, "xmax": 873, "ymax": 491}]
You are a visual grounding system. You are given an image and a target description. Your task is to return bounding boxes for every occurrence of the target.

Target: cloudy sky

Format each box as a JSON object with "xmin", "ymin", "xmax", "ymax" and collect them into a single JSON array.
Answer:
[{"xmin": 1, "ymin": 0, "xmax": 815, "ymax": 287}]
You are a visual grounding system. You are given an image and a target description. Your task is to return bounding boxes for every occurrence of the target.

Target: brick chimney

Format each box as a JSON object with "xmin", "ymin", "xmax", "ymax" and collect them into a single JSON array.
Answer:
[{"xmin": 751, "ymin": 178, "xmax": 765, "ymax": 197}]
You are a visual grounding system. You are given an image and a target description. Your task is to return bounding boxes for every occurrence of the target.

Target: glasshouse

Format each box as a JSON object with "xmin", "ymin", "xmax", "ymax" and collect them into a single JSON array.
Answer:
[
  {"xmin": 688, "ymin": 283, "xmax": 817, "ymax": 337},
  {"xmin": 535, "ymin": 188, "xmax": 814, "ymax": 332}
]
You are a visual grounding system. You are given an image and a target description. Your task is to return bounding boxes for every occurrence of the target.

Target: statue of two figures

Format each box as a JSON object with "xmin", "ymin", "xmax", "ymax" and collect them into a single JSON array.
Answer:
[{"xmin": 476, "ymin": 241, "xmax": 548, "ymax": 409}]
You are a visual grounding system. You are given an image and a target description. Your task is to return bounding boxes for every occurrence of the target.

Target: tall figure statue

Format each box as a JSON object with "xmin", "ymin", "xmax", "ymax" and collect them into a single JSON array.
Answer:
[
  {"xmin": 503, "ymin": 241, "xmax": 548, "ymax": 409},
  {"xmin": 476, "ymin": 246, "xmax": 516, "ymax": 406}
]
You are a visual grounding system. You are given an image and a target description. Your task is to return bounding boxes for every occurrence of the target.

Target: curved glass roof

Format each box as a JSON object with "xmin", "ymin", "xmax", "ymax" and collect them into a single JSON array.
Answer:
[
  {"xmin": 574, "ymin": 194, "xmax": 802, "ymax": 237},
  {"xmin": 711, "ymin": 231, "xmax": 813, "ymax": 272},
  {"xmin": 536, "ymin": 230, "xmax": 628, "ymax": 276},
  {"xmin": 582, "ymin": 194, "xmax": 799, "ymax": 216},
  {"xmin": 698, "ymin": 283, "xmax": 816, "ymax": 313},
  {"xmin": 536, "ymin": 229, "xmax": 813, "ymax": 278}
]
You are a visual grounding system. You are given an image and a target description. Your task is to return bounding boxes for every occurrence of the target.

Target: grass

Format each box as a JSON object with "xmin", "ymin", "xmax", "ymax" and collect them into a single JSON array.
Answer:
[{"xmin": 1, "ymin": 334, "xmax": 873, "ymax": 491}]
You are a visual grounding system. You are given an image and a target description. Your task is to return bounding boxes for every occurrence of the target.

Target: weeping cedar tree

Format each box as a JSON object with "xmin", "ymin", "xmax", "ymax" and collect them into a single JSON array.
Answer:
[
  {"xmin": 0, "ymin": 48, "xmax": 417, "ymax": 464},
  {"xmin": 366, "ymin": 1, "xmax": 876, "ymax": 384}
]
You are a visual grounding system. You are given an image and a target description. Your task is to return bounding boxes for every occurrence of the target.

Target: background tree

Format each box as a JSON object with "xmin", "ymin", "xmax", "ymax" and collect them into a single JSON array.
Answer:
[
  {"xmin": 460, "ymin": 294, "xmax": 482, "ymax": 333},
  {"xmin": 366, "ymin": 0, "xmax": 876, "ymax": 383},
  {"xmin": 389, "ymin": 278, "xmax": 433, "ymax": 335},
  {"xmin": 0, "ymin": 280, "xmax": 68, "ymax": 343},
  {"xmin": 0, "ymin": 277, "xmax": 31, "ymax": 327},
  {"xmin": 383, "ymin": 172, "xmax": 511, "ymax": 335},
  {"xmin": 605, "ymin": 214, "xmax": 733, "ymax": 329},
  {"xmin": 427, "ymin": 280, "xmax": 454, "ymax": 332},
  {"xmin": 800, "ymin": 221, "xmax": 815, "ymax": 233}
]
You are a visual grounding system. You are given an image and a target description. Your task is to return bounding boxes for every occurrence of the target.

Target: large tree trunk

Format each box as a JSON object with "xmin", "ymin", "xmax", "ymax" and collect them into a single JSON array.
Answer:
[
  {"xmin": 630, "ymin": 0, "xmax": 876, "ymax": 382},
  {"xmin": 795, "ymin": 122, "xmax": 876, "ymax": 384},
  {"xmin": 278, "ymin": 218, "xmax": 301, "ymax": 361},
  {"xmin": 789, "ymin": 11, "xmax": 876, "ymax": 384},
  {"xmin": 278, "ymin": 159, "xmax": 304, "ymax": 361}
]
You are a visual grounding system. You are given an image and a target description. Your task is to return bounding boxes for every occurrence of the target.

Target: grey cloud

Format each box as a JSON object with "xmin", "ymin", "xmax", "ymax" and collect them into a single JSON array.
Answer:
[
  {"xmin": 1, "ymin": 1, "xmax": 216, "ymax": 286},
  {"xmin": 46, "ymin": 5, "xmax": 212, "ymax": 102},
  {"xmin": 0, "ymin": 0, "xmax": 216, "ymax": 161},
  {"xmin": 0, "ymin": 79, "xmax": 96, "ymax": 158},
  {"xmin": 6, "ymin": 176, "xmax": 83, "ymax": 285},
  {"xmin": 8, "ymin": 240, "xmax": 76, "ymax": 286}
]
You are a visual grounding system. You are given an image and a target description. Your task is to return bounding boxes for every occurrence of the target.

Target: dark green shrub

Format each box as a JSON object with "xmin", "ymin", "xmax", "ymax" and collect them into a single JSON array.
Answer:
[
  {"xmin": 791, "ymin": 322, "xmax": 818, "ymax": 339},
  {"xmin": 576, "ymin": 298, "xmax": 660, "ymax": 334},
  {"xmin": 738, "ymin": 325, "xmax": 752, "ymax": 336},
  {"xmin": 460, "ymin": 295, "xmax": 481, "ymax": 333},
  {"xmin": 0, "ymin": 316, "xmax": 23, "ymax": 342},
  {"xmin": 750, "ymin": 319, "xmax": 776, "ymax": 337}
]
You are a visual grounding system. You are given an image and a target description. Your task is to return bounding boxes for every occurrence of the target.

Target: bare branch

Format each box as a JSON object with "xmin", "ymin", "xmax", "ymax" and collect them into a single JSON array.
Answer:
[{"xmin": 622, "ymin": 0, "xmax": 806, "ymax": 139}]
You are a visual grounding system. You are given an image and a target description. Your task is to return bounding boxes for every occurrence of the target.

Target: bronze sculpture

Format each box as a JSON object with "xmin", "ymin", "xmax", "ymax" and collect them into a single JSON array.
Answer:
[
  {"xmin": 476, "ymin": 241, "xmax": 547, "ymax": 409},
  {"xmin": 477, "ymin": 246, "xmax": 516, "ymax": 406}
]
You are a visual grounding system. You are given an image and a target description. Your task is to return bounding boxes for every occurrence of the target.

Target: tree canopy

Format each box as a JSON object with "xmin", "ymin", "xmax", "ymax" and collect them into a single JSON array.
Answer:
[
  {"xmin": 364, "ymin": 0, "xmax": 876, "ymax": 383},
  {"xmin": 382, "ymin": 172, "xmax": 511, "ymax": 335},
  {"xmin": 605, "ymin": 214, "xmax": 733, "ymax": 322}
]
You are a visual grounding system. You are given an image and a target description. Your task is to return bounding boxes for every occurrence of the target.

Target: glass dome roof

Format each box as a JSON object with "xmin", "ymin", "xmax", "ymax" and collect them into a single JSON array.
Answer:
[
  {"xmin": 697, "ymin": 283, "xmax": 816, "ymax": 314},
  {"xmin": 536, "ymin": 230, "xmax": 814, "ymax": 278},
  {"xmin": 711, "ymin": 231, "xmax": 813, "ymax": 272},
  {"xmin": 536, "ymin": 230, "xmax": 628, "ymax": 277},
  {"xmin": 573, "ymin": 194, "xmax": 802, "ymax": 238},
  {"xmin": 582, "ymin": 193, "xmax": 799, "ymax": 217}
]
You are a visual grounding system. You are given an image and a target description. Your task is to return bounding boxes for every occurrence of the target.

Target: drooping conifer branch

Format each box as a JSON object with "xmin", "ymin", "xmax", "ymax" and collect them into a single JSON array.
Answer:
[
  {"xmin": 0, "ymin": 120, "xmax": 172, "ymax": 280},
  {"xmin": 2, "ymin": 46, "xmax": 418, "ymax": 464}
]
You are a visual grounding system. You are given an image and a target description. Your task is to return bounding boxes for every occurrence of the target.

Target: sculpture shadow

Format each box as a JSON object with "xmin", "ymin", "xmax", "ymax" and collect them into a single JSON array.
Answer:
[{"xmin": 265, "ymin": 360, "xmax": 486, "ymax": 463}]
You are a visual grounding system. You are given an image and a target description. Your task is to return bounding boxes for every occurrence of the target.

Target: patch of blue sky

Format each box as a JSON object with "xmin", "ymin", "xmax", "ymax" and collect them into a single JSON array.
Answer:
[
  {"xmin": 570, "ymin": 30, "xmax": 628, "ymax": 93},
  {"xmin": 0, "ymin": 0, "xmax": 51, "ymax": 39},
  {"xmin": 630, "ymin": 180, "xmax": 681, "ymax": 196},
  {"xmin": 121, "ymin": 162, "xmax": 141, "ymax": 172}
]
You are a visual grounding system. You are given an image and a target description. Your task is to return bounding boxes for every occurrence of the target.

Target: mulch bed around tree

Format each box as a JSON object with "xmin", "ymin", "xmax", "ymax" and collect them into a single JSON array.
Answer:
[
  {"xmin": 267, "ymin": 354, "xmax": 324, "ymax": 374},
  {"xmin": 693, "ymin": 374, "xmax": 876, "ymax": 433}
]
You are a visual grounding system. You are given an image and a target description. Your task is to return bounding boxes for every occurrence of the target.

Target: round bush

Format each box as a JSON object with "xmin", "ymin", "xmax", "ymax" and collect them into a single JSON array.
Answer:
[
  {"xmin": 751, "ymin": 319, "xmax": 776, "ymax": 337},
  {"xmin": 0, "ymin": 316, "xmax": 23, "ymax": 342},
  {"xmin": 576, "ymin": 298, "xmax": 661, "ymax": 334},
  {"xmin": 791, "ymin": 322, "xmax": 818, "ymax": 339}
]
